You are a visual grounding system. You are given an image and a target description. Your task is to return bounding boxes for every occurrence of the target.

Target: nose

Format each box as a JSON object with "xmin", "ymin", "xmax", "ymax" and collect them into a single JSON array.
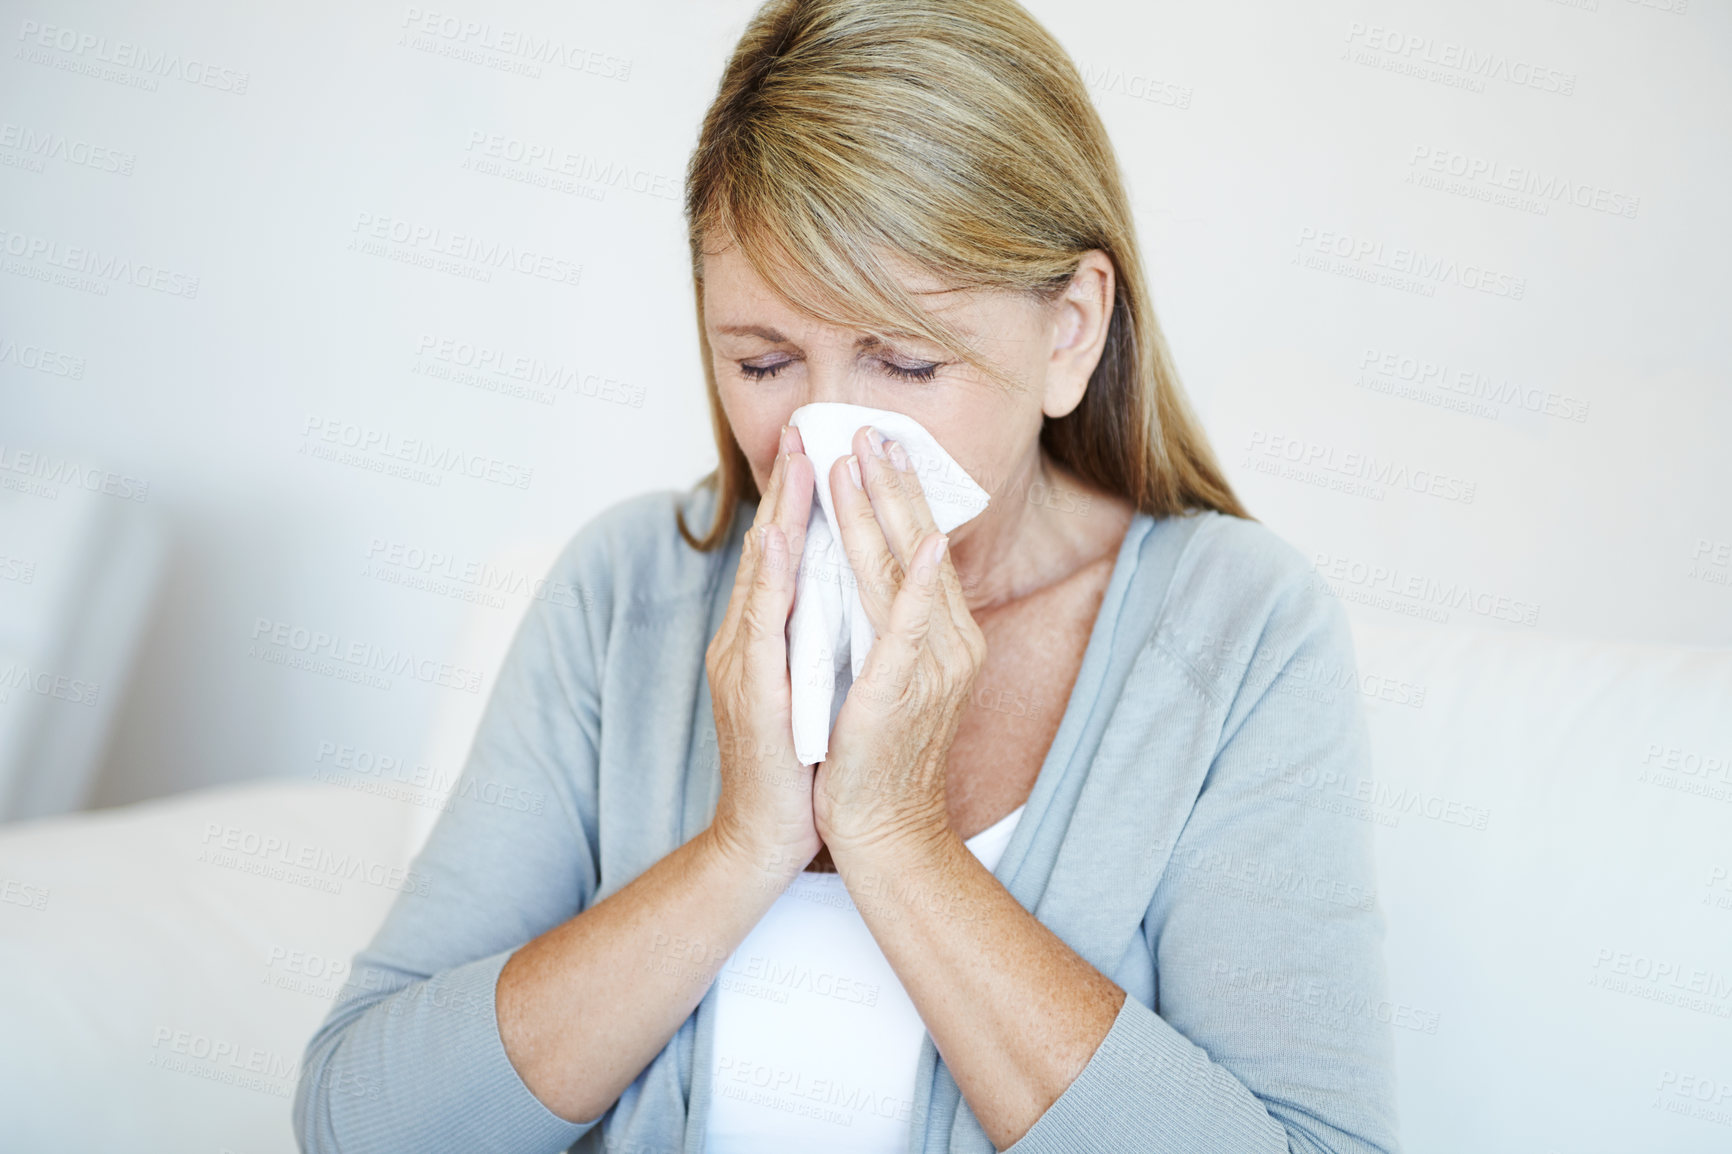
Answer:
[{"xmin": 792, "ymin": 346, "xmax": 875, "ymax": 411}]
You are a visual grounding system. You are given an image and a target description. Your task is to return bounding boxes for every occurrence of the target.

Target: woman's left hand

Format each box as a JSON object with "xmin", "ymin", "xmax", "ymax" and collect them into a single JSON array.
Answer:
[{"xmin": 811, "ymin": 424, "xmax": 989, "ymax": 861}]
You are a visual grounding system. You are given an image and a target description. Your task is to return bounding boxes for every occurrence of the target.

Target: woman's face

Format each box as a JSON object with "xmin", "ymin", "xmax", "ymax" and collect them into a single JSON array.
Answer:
[{"xmin": 700, "ymin": 240, "xmax": 1112, "ymax": 532}]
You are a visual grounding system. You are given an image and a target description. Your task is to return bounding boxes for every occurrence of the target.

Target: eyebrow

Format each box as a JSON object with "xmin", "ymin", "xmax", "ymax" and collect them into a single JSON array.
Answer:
[
  {"xmin": 714, "ymin": 325, "xmax": 794, "ymax": 341},
  {"xmin": 713, "ymin": 324, "xmax": 976, "ymax": 348}
]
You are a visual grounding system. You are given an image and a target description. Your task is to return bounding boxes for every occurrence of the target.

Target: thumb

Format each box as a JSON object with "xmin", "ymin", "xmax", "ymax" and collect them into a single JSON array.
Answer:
[{"xmin": 743, "ymin": 524, "xmax": 797, "ymax": 672}]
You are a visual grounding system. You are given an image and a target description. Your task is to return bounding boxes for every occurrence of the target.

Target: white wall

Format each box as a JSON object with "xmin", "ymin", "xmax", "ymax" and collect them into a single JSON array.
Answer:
[{"xmin": 2, "ymin": 0, "xmax": 1727, "ymax": 815}]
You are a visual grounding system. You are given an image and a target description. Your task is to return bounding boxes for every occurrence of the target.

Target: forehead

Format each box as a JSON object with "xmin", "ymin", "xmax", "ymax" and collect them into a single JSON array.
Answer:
[{"xmin": 699, "ymin": 240, "xmax": 1022, "ymax": 340}]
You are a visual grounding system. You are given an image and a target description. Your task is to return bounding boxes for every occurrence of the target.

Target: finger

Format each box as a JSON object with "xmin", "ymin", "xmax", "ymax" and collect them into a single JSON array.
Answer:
[
  {"xmin": 856, "ymin": 425, "xmax": 939, "ymax": 573},
  {"xmin": 894, "ymin": 531, "xmax": 950, "ymax": 635},
  {"xmin": 740, "ymin": 523, "xmax": 797, "ymax": 673},
  {"xmin": 771, "ymin": 449, "xmax": 813, "ymax": 588},
  {"xmin": 853, "ymin": 425, "xmax": 970, "ymax": 625},
  {"xmin": 719, "ymin": 443, "xmax": 791, "ymax": 644},
  {"xmin": 854, "ymin": 531, "xmax": 949, "ymax": 709},
  {"xmin": 828, "ymin": 451, "xmax": 899, "ymax": 632}
]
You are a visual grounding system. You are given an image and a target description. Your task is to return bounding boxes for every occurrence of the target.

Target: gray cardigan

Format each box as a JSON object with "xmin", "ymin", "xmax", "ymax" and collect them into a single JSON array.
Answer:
[{"xmin": 293, "ymin": 480, "xmax": 1402, "ymax": 1154}]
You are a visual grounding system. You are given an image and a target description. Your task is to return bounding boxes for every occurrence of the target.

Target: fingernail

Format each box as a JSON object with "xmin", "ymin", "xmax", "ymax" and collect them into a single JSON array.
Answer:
[
  {"xmin": 846, "ymin": 455, "xmax": 863, "ymax": 491},
  {"xmin": 934, "ymin": 534, "xmax": 949, "ymax": 562},
  {"xmin": 779, "ymin": 424, "xmax": 792, "ymax": 453},
  {"xmin": 886, "ymin": 439, "xmax": 911, "ymax": 472},
  {"xmin": 866, "ymin": 426, "xmax": 888, "ymax": 458}
]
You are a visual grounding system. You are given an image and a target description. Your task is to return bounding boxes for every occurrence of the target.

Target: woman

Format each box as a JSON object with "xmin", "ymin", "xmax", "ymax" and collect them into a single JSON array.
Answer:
[{"xmin": 294, "ymin": 1, "xmax": 1401, "ymax": 1151}]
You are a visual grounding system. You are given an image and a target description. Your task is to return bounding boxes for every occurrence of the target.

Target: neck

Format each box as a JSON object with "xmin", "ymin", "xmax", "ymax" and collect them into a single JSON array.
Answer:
[{"xmin": 949, "ymin": 450, "xmax": 1124, "ymax": 614}]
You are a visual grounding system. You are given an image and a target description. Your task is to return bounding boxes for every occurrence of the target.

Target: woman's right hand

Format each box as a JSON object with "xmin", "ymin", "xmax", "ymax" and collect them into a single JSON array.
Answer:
[{"xmin": 705, "ymin": 423, "xmax": 817, "ymax": 879}]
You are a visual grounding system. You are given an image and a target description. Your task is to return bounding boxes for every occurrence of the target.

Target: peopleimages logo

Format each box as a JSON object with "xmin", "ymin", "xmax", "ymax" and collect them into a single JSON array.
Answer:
[
  {"xmin": 412, "ymin": 334, "xmax": 645, "ymax": 409},
  {"xmin": 0, "ymin": 660, "xmax": 100, "ymax": 707},
  {"xmin": 1342, "ymin": 21, "xmax": 1576, "ymax": 96},
  {"xmin": 365, "ymin": 537, "xmax": 592, "ymax": 611},
  {"xmin": 1294, "ymin": 227, "xmax": 1525, "ymax": 300},
  {"xmin": 198, "ymin": 822, "xmax": 432, "ymax": 897},
  {"xmin": 1588, "ymin": 947, "xmax": 1732, "ymax": 1018},
  {"xmin": 399, "ymin": 7, "xmax": 632, "ymax": 81},
  {"xmin": 1355, "ymin": 348, "xmax": 1590, "ymax": 424},
  {"xmin": 0, "ymin": 335, "xmax": 86, "ymax": 378},
  {"xmin": 300, "ymin": 416, "xmax": 534, "ymax": 490},
  {"xmin": 0, "ymin": 226, "xmax": 199, "ymax": 298},
  {"xmin": 1310, "ymin": 551, "xmax": 1540, "ymax": 627},
  {"xmin": 462, "ymin": 131, "xmax": 679, "ymax": 201},
  {"xmin": 0, "ymin": 443, "xmax": 151, "ymax": 501},
  {"xmin": 1406, "ymin": 145, "xmax": 1640, "ymax": 220},
  {"xmin": 1243, "ymin": 429, "xmax": 1477, "ymax": 504},
  {"xmin": 349, "ymin": 212, "xmax": 582, "ymax": 288},
  {"xmin": 249, "ymin": 617, "xmax": 484, "ymax": 694},
  {"xmin": 15, "ymin": 19, "xmax": 251, "ymax": 94},
  {"xmin": 0, "ymin": 122, "xmax": 136, "ymax": 175}
]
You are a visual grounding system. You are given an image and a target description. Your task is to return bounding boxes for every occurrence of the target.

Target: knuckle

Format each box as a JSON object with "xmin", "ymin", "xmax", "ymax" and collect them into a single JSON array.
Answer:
[
  {"xmin": 846, "ymin": 500, "xmax": 879, "ymax": 538},
  {"xmin": 739, "ymin": 599, "xmax": 777, "ymax": 645},
  {"xmin": 737, "ymin": 599, "xmax": 762, "ymax": 637},
  {"xmin": 966, "ymin": 643, "xmax": 987, "ymax": 677},
  {"xmin": 870, "ymin": 556, "xmax": 902, "ymax": 600},
  {"xmin": 843, "ymin": 545, "xmax": 887, "ymax": 602}
]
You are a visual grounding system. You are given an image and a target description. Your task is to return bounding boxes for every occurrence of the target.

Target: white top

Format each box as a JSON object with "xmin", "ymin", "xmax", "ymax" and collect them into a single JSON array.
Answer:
[{"xmin": 704, "ymin": 804, "xmax": 1026, "ymax": 1154}]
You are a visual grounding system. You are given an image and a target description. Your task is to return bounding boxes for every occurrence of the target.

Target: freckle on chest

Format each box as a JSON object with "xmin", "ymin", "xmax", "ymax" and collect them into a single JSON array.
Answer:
[{"xmin": 945, "ymin": 562, "xmax": 1113, "ymax": 839}]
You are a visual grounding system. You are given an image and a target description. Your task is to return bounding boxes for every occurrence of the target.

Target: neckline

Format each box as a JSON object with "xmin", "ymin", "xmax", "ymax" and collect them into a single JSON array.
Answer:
[
  {"xmin": 963, "ymin": 801, "xmax": 1025, "ymax": 847},
  {"xmin": 984, "ymin": 508, "xmax": 1154, "ymax": 877}
]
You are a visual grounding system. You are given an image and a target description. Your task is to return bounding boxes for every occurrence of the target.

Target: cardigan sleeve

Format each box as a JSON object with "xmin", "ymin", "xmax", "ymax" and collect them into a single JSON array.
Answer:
[
  {"xmin": 1004, "ymin": 570, "xmax": 1402, "ymax": 1154},
  {"xmin": 292, "ymin": 537, "xmax": 610, "ymax": 1154}
]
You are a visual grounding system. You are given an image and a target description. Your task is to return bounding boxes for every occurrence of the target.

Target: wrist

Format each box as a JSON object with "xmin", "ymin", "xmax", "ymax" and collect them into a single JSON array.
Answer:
[
  {"xmin": 701, "ymin": 820, "xmax": 812, "ymax": 893},
  {"xmin": 824, "ymin": 815, "xmax": 960, "ymax": 875},
  {"xmin": 817, "ymin": 786, "xmax": 952, "ymax": 862}
]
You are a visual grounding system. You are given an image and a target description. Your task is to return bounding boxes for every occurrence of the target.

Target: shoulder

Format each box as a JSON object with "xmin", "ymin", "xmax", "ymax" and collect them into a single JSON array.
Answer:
[
  {"xmin": 1145, "ymin": 510, "xmax": 1355, "ymax": 705},
  {"xmin": 536, "ymin": 481, "xmax": 738, "ymax": 637},
  {"xmin": 1174, "ymin": 506, "xmax": 1318, "ymax": 587}
]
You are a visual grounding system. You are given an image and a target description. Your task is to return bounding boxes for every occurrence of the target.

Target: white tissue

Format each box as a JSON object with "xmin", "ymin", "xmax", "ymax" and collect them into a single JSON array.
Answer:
[{"xmin": 782, "ymin": 402, "xmax": 991, "ymax": 766}]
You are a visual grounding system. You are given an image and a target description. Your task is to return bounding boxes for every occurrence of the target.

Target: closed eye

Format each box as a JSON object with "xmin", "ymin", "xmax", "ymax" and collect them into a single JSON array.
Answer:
[
  {"xmin": 881, "ymin": 358, "xmax": 941, "ymax": 382},
  {"xmin": 739, "ymin": 360, "xmax": 790, "ymax": 380},
  {"xmin": 735, "ymin": 354, "xmax": 945, "ymax": 382}
]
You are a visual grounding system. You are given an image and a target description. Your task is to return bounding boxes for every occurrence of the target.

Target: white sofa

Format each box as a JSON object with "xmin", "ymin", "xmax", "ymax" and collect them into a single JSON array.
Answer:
[
  {"xmin": 1, "ymin": 619, "xmax": 1728, "ymax": 1153},
  {"xmin": 0, "ymin": 487, "xmax": 165, "ymax": 821}
]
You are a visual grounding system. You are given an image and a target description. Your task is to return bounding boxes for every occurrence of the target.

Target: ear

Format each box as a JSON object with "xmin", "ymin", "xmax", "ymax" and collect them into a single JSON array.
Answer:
[{"xmin": 1041, "ymin": 250, "xmax": 1116, "ymax": 420}]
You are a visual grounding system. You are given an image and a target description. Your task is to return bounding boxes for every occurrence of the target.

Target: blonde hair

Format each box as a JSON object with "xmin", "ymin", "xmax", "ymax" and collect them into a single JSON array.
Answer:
[{"xmin": 677, "ymin": 0, "xmax": 1250, "ymax": 550}]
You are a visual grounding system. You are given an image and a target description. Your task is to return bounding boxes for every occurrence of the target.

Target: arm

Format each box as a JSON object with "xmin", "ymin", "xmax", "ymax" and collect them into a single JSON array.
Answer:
[
  {"xmin": 495, "ymin": 816, "xmax": 802, "ymax": 1124},
  {"xmin": 827, "ymin": 824, "xmax": 1127, "ymax": 1149},
  {"xmin": 1003, "ymin": 574, "xmax": 1401, "ymax": 1153},
  {"xmin": 291, "ymin": 547, "xmax": 805, "ymax": 1152},
  {"xmin": 834, "ymin": 573, "xmax": 1400, "ymax": 1154},
  {"xmin": 290, "ymin": 588, "xmax": 608, "ymax": 1154}
]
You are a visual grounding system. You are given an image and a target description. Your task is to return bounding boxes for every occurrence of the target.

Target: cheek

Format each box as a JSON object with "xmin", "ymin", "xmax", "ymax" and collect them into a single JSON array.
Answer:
[
  {"xmin": 717, "ymin": 384, "xmax": 786, "ymax": 485},
  {"xmin": 930, "ymin": 409, "xmax": 1027, "ymax": 497},
  {"xmin": 958, "ymin": 438, "xmax": 1013, "ymax": 498}
]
